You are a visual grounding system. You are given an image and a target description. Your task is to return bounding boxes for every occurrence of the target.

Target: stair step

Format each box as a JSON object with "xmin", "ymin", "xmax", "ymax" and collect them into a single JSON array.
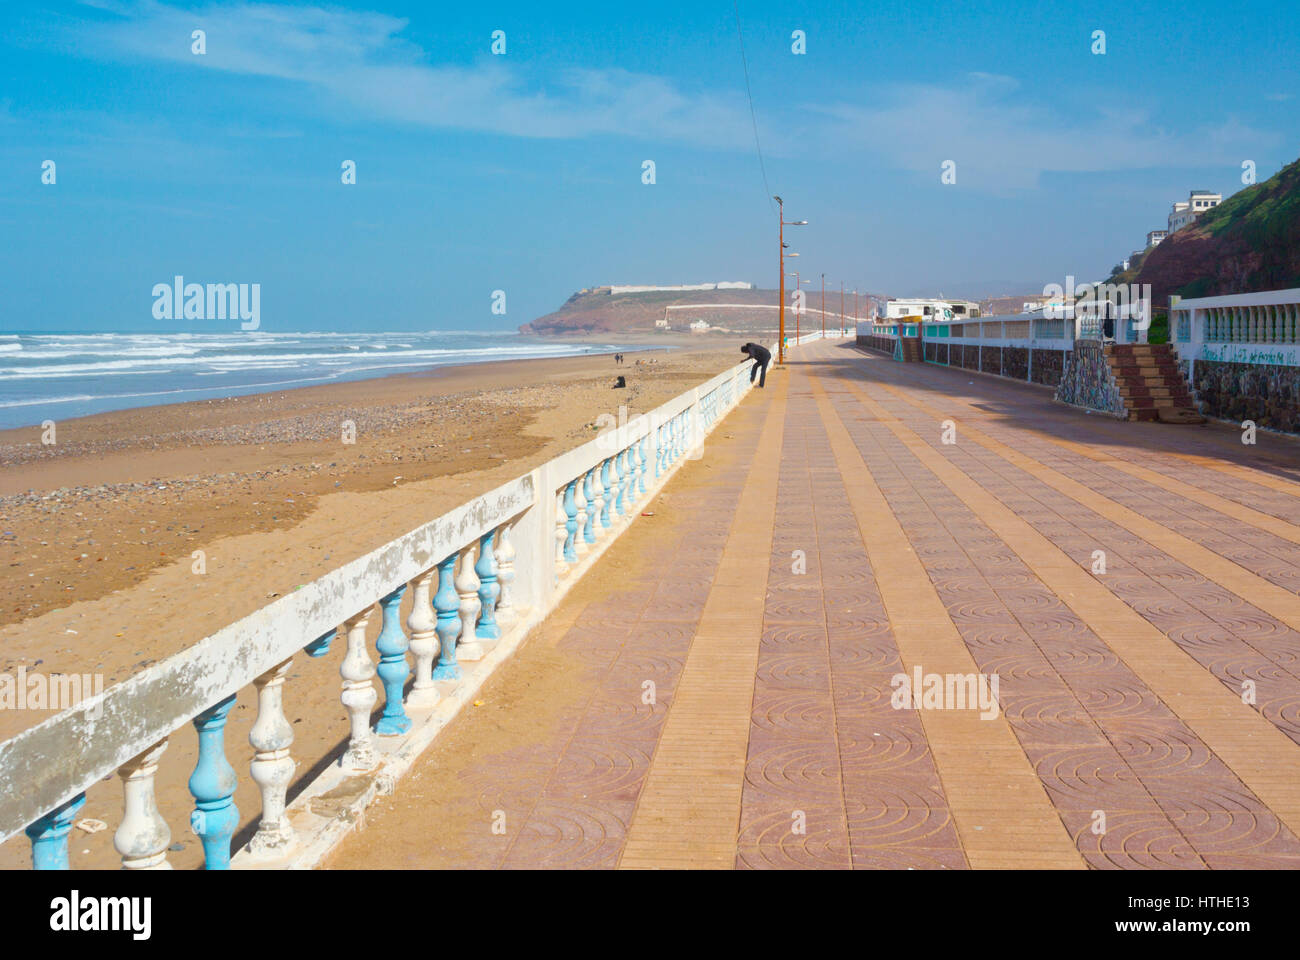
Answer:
[
  {"xmin": 1157, "ymin": 407, "xmax": 1206, "ymax": 425},
  {"xmin": 1121, "ymin": 387, "xmax": 1182, "ymax": 398}
]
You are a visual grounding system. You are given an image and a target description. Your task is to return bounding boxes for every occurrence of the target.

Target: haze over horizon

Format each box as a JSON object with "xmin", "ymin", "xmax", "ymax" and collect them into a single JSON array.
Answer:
[{"xmin": 3, "ymin": 0, "xmax": 1297, "ymax": 332}]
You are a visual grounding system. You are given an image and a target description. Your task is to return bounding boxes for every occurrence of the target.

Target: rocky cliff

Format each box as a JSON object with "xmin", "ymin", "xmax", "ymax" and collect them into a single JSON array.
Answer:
[{"xmin": 1127, "ymin": 157, "xmax": 1300, "ymax": 303}]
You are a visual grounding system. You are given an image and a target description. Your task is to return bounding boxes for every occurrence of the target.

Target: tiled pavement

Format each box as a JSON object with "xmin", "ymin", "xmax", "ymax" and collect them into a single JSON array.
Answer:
[{"xmin": 328, "ymin": 339, "xmax": 1300, "ymax": 869}]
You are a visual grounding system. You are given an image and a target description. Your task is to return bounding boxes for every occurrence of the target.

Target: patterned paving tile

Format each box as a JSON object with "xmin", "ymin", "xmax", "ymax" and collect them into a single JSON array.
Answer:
[{"xmin": 331, "ymin": 341, "xmax": 1300, "ymax": 870}]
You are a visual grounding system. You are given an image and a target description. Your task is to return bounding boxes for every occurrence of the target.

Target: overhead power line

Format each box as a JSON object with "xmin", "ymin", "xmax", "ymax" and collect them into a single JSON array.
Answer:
[{"xmin": 732, "ymin": 1, "xmax": 775, "ymax": 213}]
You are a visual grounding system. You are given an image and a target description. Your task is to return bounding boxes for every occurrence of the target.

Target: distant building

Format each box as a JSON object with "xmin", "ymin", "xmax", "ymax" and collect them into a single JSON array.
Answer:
[
  {"xmin": 655, "ymin": 318, "xmax": 670, "ymax": 328},
  {"xmin": 609, "ymin": 282, "xmax": 753, "ymax": 295},
  {"xmin": 1168, "ymin": 190, "xmax": 1221, "ymax": 233},
  {"xmin": 688, "ymin": 319, "xmax": 710, "ymax": 332},
  {"xmin": 1146, "ymin": 229, "xmax": 1167, "ymax": 248},
  {"xmin": 883, "ymin": 298, "xmax": 980, "ymax": 320}
]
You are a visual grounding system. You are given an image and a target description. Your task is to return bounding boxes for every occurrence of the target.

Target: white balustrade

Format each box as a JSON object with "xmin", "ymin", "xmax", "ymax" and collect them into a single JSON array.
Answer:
[
  {"xmin": 405, "ymin": 568, "xmax": 440, "ymax": 709},
  {"xmin": 2, "ymin": 348, "xmax": 770, "ymax": 870},
  {"xmin": 114, "ymin": 739, "xmax": 171, "ymax": 870},
  {"xmin": 339, "ymin": 609, "xmax": 378, "ymax": 771},
  {"xmin": 455, "ymin": 544, "xmax": 484, "ymax": 660},
  {"xmin": 496, "ymin": 521, "xmax": 517, "ymax": 621},
  {"xmin": 247, "ymin": 658, "xmax": 295, "ymax": 855}
]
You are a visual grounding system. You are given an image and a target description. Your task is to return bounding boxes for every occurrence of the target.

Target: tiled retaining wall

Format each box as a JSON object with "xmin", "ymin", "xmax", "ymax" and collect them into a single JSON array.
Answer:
[
  {"xmin": 922, "ymin": 341, "xmax": 1066, "ymax": 388},
  {"xmin": 1056, "ymin": 341, "xmax": 1125, "ymax": 416},
  {"xmin": 1192, "ymin": 360, "xmax": 1300, "ymax": 433},
  {"xmin": 857, "ymin": 334, "xmax": 896, "ymax": 353},
  {"xmin": 1031, "ymin": 349, "xmax": 1065, "ymax": 386}
]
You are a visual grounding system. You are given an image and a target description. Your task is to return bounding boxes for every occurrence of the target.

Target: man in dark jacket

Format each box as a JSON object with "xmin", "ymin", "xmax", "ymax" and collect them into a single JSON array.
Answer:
[{"xmin": 741, "ymin": 342, "xmax": 771, "ymax": 387}]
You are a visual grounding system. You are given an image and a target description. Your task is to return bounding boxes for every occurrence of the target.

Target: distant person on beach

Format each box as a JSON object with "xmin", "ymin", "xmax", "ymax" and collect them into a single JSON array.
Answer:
[{"xmin": 741, "ymin": 342, "xmax": 771, "ymax": 388}]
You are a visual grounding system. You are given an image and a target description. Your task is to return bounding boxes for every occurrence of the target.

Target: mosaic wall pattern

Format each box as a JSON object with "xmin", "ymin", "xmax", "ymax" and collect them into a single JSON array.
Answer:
[
  {"xmin": 1193, "ymin": 359, "xmax": 1300, "ymax": 433},
  {"xmin": 922, "ymin": 341, "xmax": 1066, "ymax": 388},
  {"xmin": 979, "ymin": 346, "xmax": 1002, "ymax": 375},
  {"xmin": 1031, "ymin": 349, "xmax": 1065, "ymax": 386},
  {"xmin": 856, "ymin": 334, "xmax": 896, "ymax": 353},
  {"xmin": 1003, "ymin": 346, "xmax": 1029, "ymax": 380},
  {"xmin": 1056, "ymin": 341, "xmax": 1125, "ymax": 416}
]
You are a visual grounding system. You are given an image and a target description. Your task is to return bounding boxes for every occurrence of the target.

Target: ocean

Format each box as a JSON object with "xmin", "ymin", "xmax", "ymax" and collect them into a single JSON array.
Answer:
[{"xmin": 0, "ymin": 331, "xmax": 639, "ymax": 431}]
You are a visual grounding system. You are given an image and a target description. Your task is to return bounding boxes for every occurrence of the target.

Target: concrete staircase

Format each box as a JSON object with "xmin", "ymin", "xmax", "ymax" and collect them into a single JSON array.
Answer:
[
  {"xmin": 1105, "ymin": 343, "xmax": 1205, "ymax": 424},
  {"xmin": 900, "ymin": 337, "xmax": 923, "ymax": 363}
]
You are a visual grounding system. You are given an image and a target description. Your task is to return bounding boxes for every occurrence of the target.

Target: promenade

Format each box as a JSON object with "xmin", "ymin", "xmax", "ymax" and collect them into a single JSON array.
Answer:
[{"xmin": 327, "ymin": 338, "xmax": 1300, "ymax": 870}]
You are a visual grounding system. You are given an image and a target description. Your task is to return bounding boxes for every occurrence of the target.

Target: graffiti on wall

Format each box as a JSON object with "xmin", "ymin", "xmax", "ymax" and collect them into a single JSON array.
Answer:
[
  {"xmin": 1056, "ymin": 342, "xmax": 1125, "ymax": 416},
  {"xmin": 1200, "ymin": 344, "xmax": 1300, "ymax": 368},
  {"xmin": 1193, "ymin": 360, "xmax": 1300, "ymax": 433}
]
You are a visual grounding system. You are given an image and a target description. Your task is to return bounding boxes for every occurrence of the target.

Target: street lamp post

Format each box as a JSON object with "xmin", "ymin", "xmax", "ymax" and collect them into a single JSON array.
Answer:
[
  {"xmin": 840, "ymin": 282, "xmax": 845, "ymax": 337},
  {"xmin": 787, "ymin": 271, "xmax": 801, "ymax": 344},
  {"xmin": 821, "ymin": 273, "xmax": 826, "ymax": 338},
  {"xmin": 774, "ymin": 196, "xmax": 807, "ymax": 364}
]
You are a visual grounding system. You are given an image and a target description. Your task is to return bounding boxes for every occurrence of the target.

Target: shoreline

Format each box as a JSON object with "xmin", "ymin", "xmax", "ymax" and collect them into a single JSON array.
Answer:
[
  {"xmin": 0, "ymin": 340, "xmax": 739, "ymax": 633},
  {"xmin": 0, "ymin": 335, "xmax": 745, "ymax": 869},
  {"xmin": 0, "ymin": 334, "xmax": 682, "ymax": 435}
]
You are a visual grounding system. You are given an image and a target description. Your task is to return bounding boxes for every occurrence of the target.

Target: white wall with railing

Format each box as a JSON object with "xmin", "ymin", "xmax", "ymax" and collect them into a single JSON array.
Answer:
[
  {"xmin": 0, "ymin": 335, "xmax": 826, "ymax": 871},
  {"xmin": 1170, "ymin": 288, "xmax": 1300, "ymax": 368}
]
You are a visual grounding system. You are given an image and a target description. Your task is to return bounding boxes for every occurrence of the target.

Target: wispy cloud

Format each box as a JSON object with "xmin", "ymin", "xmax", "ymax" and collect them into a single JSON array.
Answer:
[
  {"xmin": 817, "ymin": 73, "xmax": 1282, "ymax": 189},
  {"xmin": 80, "ymin": 0, "xmax": 755, "ymax": 148}
]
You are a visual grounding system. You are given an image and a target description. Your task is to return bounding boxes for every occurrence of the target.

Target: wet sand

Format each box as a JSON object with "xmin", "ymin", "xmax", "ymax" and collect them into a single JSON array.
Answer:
[{"xmin": 0, "ymin": 340, "xmax": 743, "ymax": 870}]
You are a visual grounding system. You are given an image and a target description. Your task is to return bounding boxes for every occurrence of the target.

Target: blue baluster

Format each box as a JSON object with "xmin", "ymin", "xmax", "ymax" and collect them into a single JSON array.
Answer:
[
  {"xmin": 563, "ymin": 479, "xmax": 578, "ymax": 562},
  {"xmin": 432, "ymin": 553, "xmax": 460, "ymax": 680},
  {"xmin": 600, "ymin": 457, "xmax": 613, "ymax": 527},
  {"xmin": 189, "ymin": 694, "xmax": 239, "ymax": 870},
  {"xmin": 26, "ymin": 793, "xmax": 85, "ymax": 870},
  {"xmin": 613, "ymin": 450, "xmax": 626, "ymax": 516},
  {"xmin": 655, "ymin": 425, "xmax": 664, "ymax": 477},
  {"xmin": 476, "ymin": 529, "xmax": 501, "ymax": 640},
  {"xmin": 583, "ymin": 468, "xmax": 597, "ymax": 544},
  {"xmin": 374, "ymin": 584, "xmax": 412, "ymax": 736},
  {"xmin": 638, "ymin": 437, "xmax": 648, "ymax": 494},
  {"xmin": 304, "ymin": 628, "xmax": 336, "ymax": 658}
]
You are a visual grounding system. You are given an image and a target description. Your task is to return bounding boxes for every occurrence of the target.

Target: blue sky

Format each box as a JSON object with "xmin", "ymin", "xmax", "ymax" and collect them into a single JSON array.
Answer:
[{"xmin": 2, "ymin": 0, "xmax": 1297, "ymax": 332}]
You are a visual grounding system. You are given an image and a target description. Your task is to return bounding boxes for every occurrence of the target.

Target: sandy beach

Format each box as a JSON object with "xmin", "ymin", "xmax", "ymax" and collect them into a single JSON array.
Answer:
[{"xmin": 0, "ymin": 338, "xmax": 743, "ymax": 867}]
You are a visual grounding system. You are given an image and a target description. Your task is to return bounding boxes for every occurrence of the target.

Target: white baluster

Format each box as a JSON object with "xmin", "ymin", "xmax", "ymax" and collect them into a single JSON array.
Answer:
[
  {"xmin": 590, "ymin": 466, "xmax": 605, "ymax": 539},
  {"xmin": 574, "ymin": 481, "xmax": 588, "ymax": 556},
  {"xmin": 340, "ymin": 609, "xmax": 378, "ymax": 771},
  {"xmin": 496, "ymin": 521, "xmax": 517, "ymax": 622},
  {"xmin": 405, "ymin": 568, "xmax": 440, "ymax": 709},
  {"xmin": 247, "ymin": 658, "xmax": 295, "ymax": 855},
  {"xmin": 455, "ymin": 544, "xmax": 485, "ymax": 661},
  {"xmin": 554, "ymin": 491, "xmax": 568, "ymax": 578},
  {"xmin": 114, "ymin": 738, "xmax": 172, "ymax": 870}
]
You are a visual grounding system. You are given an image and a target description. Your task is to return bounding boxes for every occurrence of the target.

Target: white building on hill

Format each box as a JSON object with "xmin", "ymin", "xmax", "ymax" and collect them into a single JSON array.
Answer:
[{"xmin": 1168, "ymin": 190, "xmax": 1222, "ymax": 233}]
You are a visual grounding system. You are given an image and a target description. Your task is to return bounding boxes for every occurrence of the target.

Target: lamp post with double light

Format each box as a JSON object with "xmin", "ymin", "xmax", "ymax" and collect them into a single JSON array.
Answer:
[{"xmin": 774, "ymin": 196, "xmax": 807, "ymax": 364}]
